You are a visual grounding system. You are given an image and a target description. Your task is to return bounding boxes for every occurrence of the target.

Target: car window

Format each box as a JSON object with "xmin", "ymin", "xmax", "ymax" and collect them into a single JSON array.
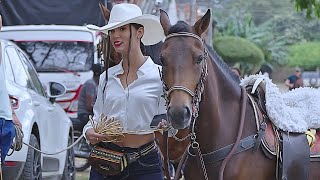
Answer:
[
  {"xmin": 15, "ymin": 41, "xmax": 94, "ymax": 72},
  {"xmin": 5, "ymin": 46, "xmax": 32, "ymax": 88},
  {"xmin": 3, "ymin": 51, "xmax": 15, "ymax": 82},
  {"xmin": 0, "ymin": 30, "xmax": 95, "ymax": 72},
  {"xmin": 17, "ymin": 49, "xmax": 46, "ymax": 97}
]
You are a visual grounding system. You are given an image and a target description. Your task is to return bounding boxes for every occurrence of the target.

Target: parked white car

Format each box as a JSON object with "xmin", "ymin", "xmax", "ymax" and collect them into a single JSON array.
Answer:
[
  {"xmin": 1, "ymin": 39, "xmax": 75, "ymax": 180},
  {"xmin": 302, "ymin": 70, "xmax": 320, "ymax": 88},
  {"xmin": 0, "ymin": 25, "xmax": 101, "ymax": 119}
]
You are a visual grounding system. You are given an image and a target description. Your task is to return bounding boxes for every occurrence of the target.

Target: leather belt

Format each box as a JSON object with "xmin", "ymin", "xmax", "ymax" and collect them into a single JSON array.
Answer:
[{"xmin": 125, "ymin": 142, "xmax": 157, "ymax": 164}]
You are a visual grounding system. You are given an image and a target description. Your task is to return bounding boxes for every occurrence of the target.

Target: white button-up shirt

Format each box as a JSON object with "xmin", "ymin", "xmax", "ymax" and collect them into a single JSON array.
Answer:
[{"xmin": 83, "ymin": 57, "xmax": 166, "ymax": 137}]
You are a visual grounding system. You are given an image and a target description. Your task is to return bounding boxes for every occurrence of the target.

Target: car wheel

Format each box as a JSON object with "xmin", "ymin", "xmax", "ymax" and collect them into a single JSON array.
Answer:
[
  {"xmin": 19, "ymin": 134, "xmax": 42, "ymax": 180},
  {"xmin": 310, "ymin": 78, "xmax": 318, "ymax": 87},
  {"xmin": 61, "ymin": 136, "xmax": 76, "ymax": 180}
]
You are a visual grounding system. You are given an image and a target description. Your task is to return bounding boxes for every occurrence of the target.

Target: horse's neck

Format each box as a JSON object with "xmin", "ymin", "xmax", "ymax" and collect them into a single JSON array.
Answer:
[
  {"xmin": 195, "ymin": 59, "xmax": 243, "ymax": 152},
  {"xmin": 205, "ymin": 56, "xmax": 242, "ymax": 110}
]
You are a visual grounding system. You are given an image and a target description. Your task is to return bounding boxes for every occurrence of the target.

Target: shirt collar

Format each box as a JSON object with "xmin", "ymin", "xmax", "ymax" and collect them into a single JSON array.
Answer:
[{"xmin": 113, "ymin": 56, "xmax": 153, "ymax": 77}]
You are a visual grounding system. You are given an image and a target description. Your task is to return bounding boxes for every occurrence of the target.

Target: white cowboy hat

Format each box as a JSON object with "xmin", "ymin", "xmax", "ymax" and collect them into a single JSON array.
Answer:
[{"xmin": 87, "ymin": 3, "xmax": 164, "ymax": 46}]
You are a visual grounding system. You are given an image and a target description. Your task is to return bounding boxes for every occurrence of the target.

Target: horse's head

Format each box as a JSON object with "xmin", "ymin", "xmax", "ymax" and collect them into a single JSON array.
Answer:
[{"xmin": 160, "ymin": 9, "xmax": 211, "ymax": 129}]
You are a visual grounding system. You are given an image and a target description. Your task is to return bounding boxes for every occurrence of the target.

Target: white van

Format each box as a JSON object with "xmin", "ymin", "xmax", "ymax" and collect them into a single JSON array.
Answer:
[{"xmin": 0, "ymin": 25, "xmax": 100, "ymax": 118}]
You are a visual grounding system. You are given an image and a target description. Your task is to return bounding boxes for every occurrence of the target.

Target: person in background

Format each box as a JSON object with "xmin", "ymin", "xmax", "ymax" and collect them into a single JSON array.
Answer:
[
  {"xmin": 0, "ymin": 15, "xmax": 22, "ymax": 165},
  {"xmin": 75, "ymin": 63, "xmax": 102, "ymax": 131},
  {"xmin": 285, "ymin": 68, "xmax": 303, "ymax": 90}
]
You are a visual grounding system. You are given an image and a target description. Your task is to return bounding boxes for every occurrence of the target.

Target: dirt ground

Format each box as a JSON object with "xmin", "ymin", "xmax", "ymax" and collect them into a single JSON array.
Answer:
[{"xmin": 76, "ymin": 169, "xmax": 90, "ymax": 180}]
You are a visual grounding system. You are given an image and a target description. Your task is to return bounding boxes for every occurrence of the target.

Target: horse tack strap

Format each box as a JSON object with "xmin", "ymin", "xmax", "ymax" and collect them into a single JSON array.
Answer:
[
  {"xmin": 189, "ymin": 135, "xmax": 256, "ymax": 164},
  {"xmin": 174, "ymin": 145, "xmax": 189, "ymax": 180},
  {"xmin": 281, "ymin": 133, "xmax": 310, "ymax": 180},
  {"xmin": 165, "ymin": 32, "xmax": 204, "ymax": 44},
  {"xmin": 194, "ymin": 145, "xmax": 208, "ymax": 180},
  {"xmin": 162, "ymin": 130, "xmax": 171, "ymax": 180}
]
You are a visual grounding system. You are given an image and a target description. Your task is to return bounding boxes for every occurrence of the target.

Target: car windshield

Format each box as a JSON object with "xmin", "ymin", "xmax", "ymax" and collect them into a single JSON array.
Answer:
[{"xmin": 15, "ymin": 41, "xmax": 94, "ymax": 72}]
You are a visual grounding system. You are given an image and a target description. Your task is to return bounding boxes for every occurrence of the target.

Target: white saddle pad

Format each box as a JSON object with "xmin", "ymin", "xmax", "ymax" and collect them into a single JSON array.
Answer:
[{"xmin": 240, "ymin": 74, "xmax": 320, "ymax": 133}]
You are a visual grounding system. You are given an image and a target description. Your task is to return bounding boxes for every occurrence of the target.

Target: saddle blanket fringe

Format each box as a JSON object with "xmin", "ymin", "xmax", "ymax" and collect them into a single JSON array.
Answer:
[{"xmin": 240, "ymin": 73, "xmax": 320, "ymax": 133}]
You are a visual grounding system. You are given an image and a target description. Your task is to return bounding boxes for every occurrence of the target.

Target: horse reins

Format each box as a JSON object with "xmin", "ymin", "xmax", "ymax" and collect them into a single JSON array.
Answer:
[{"xmin": 161, "ymin": 32, "xmax": 248, "ymax": 180}]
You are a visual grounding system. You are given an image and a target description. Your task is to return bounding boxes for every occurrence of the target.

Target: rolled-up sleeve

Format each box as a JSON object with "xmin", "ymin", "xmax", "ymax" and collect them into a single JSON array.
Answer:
[{"xmin": 82, "ymin": 72, "xmax": 106, "ymax": 141}]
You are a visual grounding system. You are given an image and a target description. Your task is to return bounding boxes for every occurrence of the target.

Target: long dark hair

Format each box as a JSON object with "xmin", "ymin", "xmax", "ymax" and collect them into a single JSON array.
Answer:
[{"xmin": 102, "ymin": 23, "xmax": 146, "ymax": 102}]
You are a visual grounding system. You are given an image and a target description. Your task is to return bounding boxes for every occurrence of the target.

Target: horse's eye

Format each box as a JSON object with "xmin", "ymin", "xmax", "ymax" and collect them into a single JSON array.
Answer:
[{"xmin": 196, "ymin": 55, "xmax": 204, "ymax": 64}]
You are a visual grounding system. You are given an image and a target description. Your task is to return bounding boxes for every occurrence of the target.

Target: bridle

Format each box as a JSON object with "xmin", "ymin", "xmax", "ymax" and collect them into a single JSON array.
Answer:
[
  {"xmin": 160, "ymin": 32, "xmax": 209, "ymax": 180},
  {"xmin": 161, "ymin": 32, "xmax": 208, "ymax": 136}
]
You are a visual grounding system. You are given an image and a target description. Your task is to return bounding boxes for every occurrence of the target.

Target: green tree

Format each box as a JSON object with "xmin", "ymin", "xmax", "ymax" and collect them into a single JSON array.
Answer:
[
  {"xmin": 287, "ymin": 42, "xmax": 320, "ymax": 69},
  {"xmin": 213, "ymin": 36, "xmax": 264, "ymax": 74},
  {"xmin": 294, "ymin": 0, "xmax": 320, "ymax": 18},
  {"xmin": 214, "ymin": 13, "xmax": 289, "ymax": 67},
  {"xmin": 213, "ymin": 0, "xmax": 320, "ymax": 69}
]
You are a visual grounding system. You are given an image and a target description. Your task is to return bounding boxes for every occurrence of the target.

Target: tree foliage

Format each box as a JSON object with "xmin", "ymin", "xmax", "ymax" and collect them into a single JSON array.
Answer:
[
  {"xmin": 212, "ymin": 0, "xmax": 320, "ymax": 70},
  {"xmin": 213, "ymin": 36, "xmax": 264, "ymax": 74},
  {"xmin": 287, "ymin": 42, "xmax": 320, "ymax": 69},
  {"xmin": 214, "ymin": 13, "xmax": 289, "ymax": 67},
  {"xmin": 294, "ymin": 0, "xmax": 320, "ymax": 18}
]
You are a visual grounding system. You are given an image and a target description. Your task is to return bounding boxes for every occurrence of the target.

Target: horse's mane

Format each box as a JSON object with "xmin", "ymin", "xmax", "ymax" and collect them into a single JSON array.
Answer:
[
  {"xmin": 168, "ymin": 21, "xmax": 191, "ymax": 34},
  {"xmin": 205, "ymin": 44, "xmax": 241, "ymax": 83},
  {"xmin": 168, "ymin": 21, "xmax": 240, "ymax": 84}
]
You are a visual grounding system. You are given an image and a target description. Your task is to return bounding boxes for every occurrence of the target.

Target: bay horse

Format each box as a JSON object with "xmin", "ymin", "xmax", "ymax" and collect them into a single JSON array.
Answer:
[{"xmin": 159, "ymin": 9, "xmax": 320, "ymax": 180}]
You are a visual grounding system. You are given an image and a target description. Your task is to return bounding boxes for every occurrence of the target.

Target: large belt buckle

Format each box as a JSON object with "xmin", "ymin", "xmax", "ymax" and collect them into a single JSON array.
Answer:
[{"xmin": 126, "ymin": 152, "xmax": 139, "ymax": 164}]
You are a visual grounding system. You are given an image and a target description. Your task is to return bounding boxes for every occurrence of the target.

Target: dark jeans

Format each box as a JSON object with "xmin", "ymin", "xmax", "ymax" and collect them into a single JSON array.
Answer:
[
  {"xmin": 89, "ymin": 141, "xmax": 164, "ymax": 180},
  {"xmin": 0, "ymin": 118, "xmax": 15, "ymax": 164}
]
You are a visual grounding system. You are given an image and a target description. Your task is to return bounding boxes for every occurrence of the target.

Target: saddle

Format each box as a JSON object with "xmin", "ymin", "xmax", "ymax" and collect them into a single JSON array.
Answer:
[{"xmin": 246, "ymin": 84, "xmax": 320, "ymax": 180}]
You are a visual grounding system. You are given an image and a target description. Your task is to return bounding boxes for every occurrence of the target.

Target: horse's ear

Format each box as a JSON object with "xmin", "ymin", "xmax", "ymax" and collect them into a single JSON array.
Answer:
[
  {"xmin": 193, "ymin": 9, "xmax": 211, "ymax": 36},
  {"xmin": 160, "ymin": 9, "xmax": 171, "ymax": 36},
  {"xmin": 99, "ymin": 2, "xmax": 110, "ymax": 22}
]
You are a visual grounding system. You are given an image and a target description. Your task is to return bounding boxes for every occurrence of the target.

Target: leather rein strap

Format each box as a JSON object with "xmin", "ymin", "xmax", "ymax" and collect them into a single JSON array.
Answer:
[
  {"xmin": 218, "ymin": 86, "xmax": 247, "ymax": 180},
  {"xmin": 163, "ymin": 130, "xmax": 171, "ymax": 180}
]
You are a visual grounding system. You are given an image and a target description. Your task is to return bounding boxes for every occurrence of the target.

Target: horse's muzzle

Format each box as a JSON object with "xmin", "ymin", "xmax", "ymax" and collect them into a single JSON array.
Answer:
[{"xmin": 167, "ymin": 105, "xmax": 192, "ymax": 129}]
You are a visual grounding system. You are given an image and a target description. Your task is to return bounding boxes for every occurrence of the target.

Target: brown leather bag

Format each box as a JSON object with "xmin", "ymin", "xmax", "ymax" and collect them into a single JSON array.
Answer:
[{"xmin": 88, "ymin": 146, "xmax": 128, "ymax": 176}]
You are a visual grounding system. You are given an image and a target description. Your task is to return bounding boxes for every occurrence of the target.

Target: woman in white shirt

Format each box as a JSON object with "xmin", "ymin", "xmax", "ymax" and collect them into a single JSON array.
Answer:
[{"xmin": 84, "ymin": 3, "xmax": 166, "ymax": 180}]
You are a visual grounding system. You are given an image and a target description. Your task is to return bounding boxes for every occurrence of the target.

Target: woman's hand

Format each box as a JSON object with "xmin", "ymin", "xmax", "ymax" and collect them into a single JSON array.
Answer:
[
  {"xmin": 85, "ymin": 128, "xmax": 108, "ymax": 145},
  {"xmin": 157, "ymin": 119, "xmax": 170, "ymax": 130}
]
